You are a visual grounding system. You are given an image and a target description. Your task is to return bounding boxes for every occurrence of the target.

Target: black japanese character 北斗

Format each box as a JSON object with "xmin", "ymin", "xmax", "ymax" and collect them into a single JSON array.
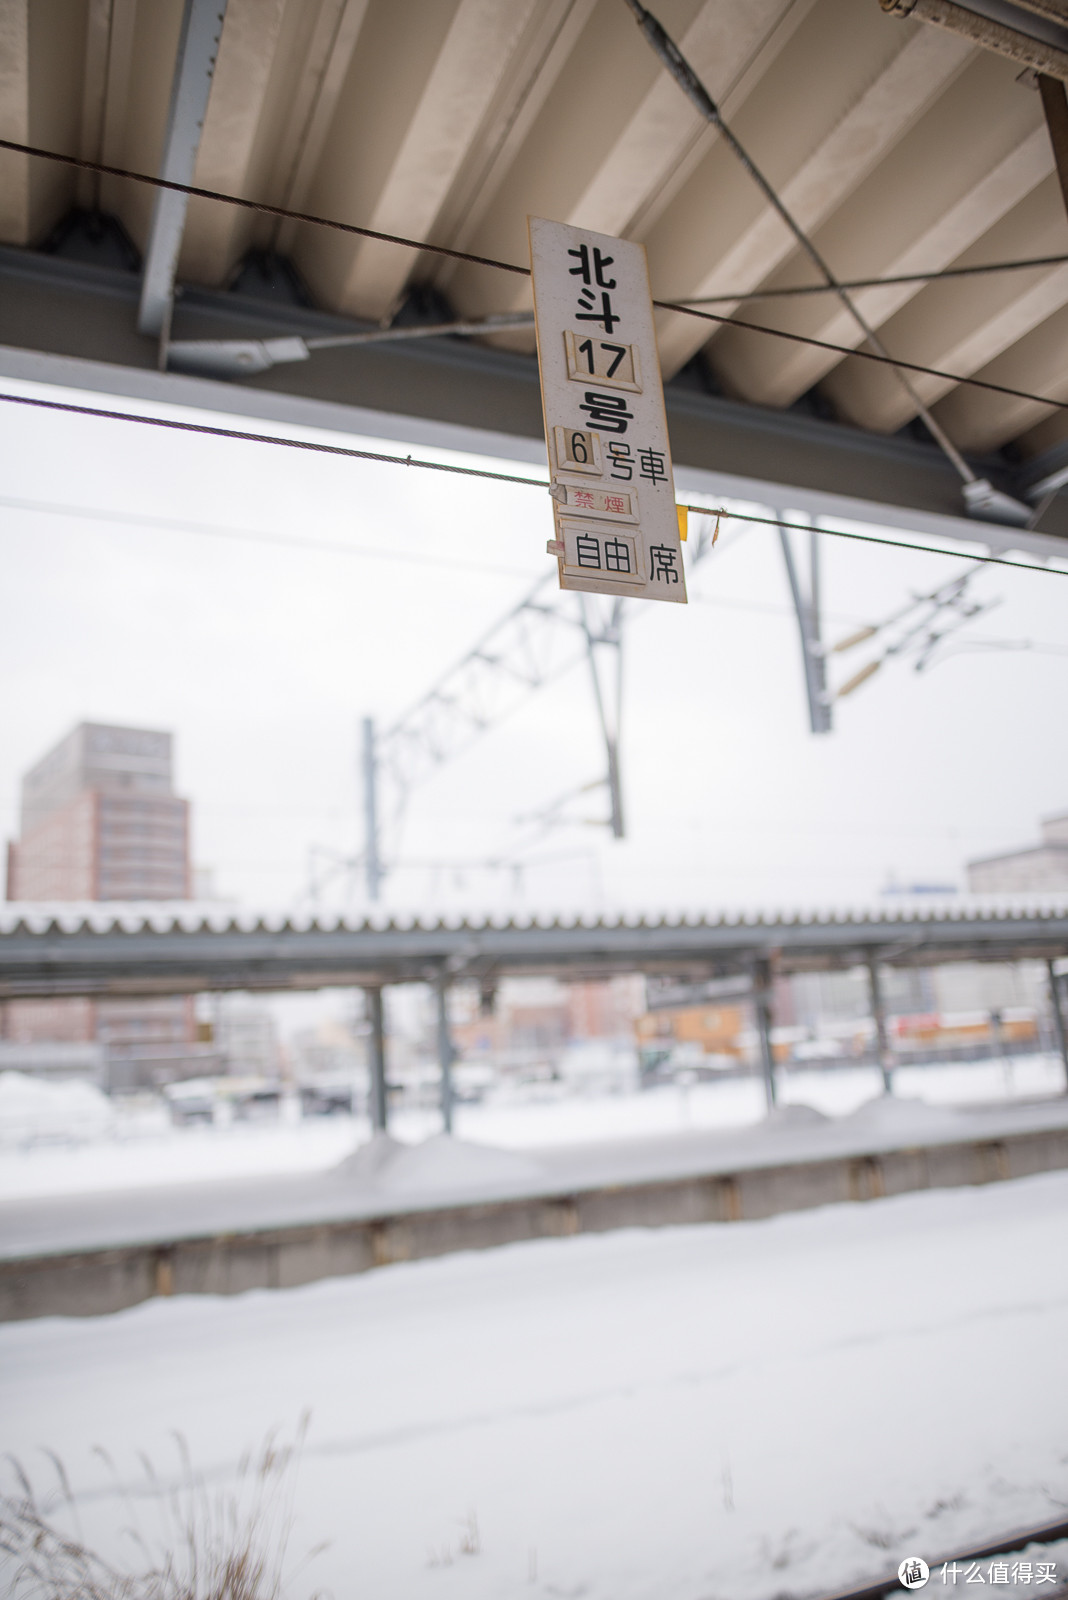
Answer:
[
  {"xmin": 574, "ymin": 289, "xmax": 620, "ymax": 334},
  {"xmin": 568, "ymin": 245, "xmax": 616, "ymax": 290}
]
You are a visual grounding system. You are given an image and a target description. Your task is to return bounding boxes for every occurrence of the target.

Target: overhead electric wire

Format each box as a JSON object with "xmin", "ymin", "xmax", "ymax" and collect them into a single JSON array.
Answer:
[
  {"xmin": 0, "ymin": 136, "xmax": 533, "ymax": 275},
  {"xmin": 647, "ymin": 299, "xmax": 1066, "ymax": 410},
  {"xmin": 6, "ymin": 489, "xmax": 918, "ymax": 629},
  {"xmin": 677, "ymin": 252, "xmax": 1068, "ymax": 304},
  {"xmin": 0, "ymin": 494, "xmax": 534, "ymax": 580},
  {"xmin": 0, "ymin": 388, "xmax": 1065, "ymax": 579},
  {"xmin": 621, "ymin": 0, "xmax": 977, "ymax": 487},
  {"xmin": 0, "ymin": 136, "xmax": 1065, "ymax": 414}
]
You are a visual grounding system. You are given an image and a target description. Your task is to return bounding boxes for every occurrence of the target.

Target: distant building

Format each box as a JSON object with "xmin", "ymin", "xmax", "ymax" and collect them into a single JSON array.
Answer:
[
  {"xmin": 6, "ymin": 723, "xmax": 190, "ymax": 901},
  {"xmin": 214, "ymin": 1003, "xmax": 280, "ymax": 1077},
  {"xmin": 2, "ymin": 722, "xmax": 196, "ymax": 1070},
  {"xmin": 966, "ymin": 813, "xmax": 1068, "ymax": 895},
  {"xmin": 565, "ymin": 976, "xmax": 646, "ymax": 1043},
  {"xmin": 448, "ymin": 975, "xmax": 645, "ymax": 1067}
]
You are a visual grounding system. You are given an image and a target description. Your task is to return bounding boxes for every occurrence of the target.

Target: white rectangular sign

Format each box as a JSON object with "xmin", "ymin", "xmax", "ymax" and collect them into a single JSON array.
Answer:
[{"xmin": 528, "ymin": 215, "xmax": 686, "ymax": 604}]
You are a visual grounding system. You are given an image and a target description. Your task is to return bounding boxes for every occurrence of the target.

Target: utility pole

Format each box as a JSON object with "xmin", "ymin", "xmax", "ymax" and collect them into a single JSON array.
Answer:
[
  {"xmin": 578, "ymin": 594, "xmax": 626, "ymax": 837},
  {"xmin": 365, "ymin": 986, "xmax": 388, "ymax": 1132},
  {"xmin": 753, "ymin": 959, "xmax": 777, "ymax": 1111},
  {"xmin": 989, "ymin": 1007, "xmax": 1015, "ymax": 1096},
  {"xmin": 435, "ymin": 974, "xmax": 455, "ymax": 1134},
  {"xmin": 866, "ymin": 952, "xmax": 894, "ymax": 1096},
  {"xmin": 1047, "ymin": 959, "xmax": 1068, "ymax": 1092},
  {"xmin": 362, "ymin": 716, "xmax": 383, "ymax": 901},
  {"xmin": 779, "ymin": 517, "xmax": 832, "ymax": 735}
]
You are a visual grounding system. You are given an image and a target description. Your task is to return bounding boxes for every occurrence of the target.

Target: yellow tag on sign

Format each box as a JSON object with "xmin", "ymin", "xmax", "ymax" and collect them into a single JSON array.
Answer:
[{"xmin": 676, "ymin": 505, "xmax": 688, "ymax": 542}]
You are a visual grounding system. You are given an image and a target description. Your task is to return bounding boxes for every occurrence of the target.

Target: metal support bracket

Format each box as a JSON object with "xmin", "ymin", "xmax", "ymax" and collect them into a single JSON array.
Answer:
[
  {"xmin": 577, "ymin": 593, "xmax": 626, "ymax": 837},
  {"xmin": 139, "ymin": 0, "xmax": 228, "ymax": 343},
  {"xmin": 778, "ymin": 515, "xmax": 832, "ymax": 735},
  {"xmin": 1039, "ymin": 73, "xmax": 1068, "ymax": 222},
  {"xmin": 362, "ymin": 715, "xmax": 384, "ymax": 902}
]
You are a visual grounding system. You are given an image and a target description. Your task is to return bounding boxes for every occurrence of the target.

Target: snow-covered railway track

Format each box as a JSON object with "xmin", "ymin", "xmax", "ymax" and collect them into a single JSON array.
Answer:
[{"xmin": 819, "ymin": 1515, "xmax": 1068, "ymax": 1600}]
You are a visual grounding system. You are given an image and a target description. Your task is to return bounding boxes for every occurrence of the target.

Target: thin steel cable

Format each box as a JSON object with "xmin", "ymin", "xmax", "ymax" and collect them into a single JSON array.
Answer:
[
  {"xmin": 675, "ymin": 506, "xmax": 1067, "ymax": 575},
  {"xmin": 0, "ymin": 137, "xmax": 531, "ymax": 276},
  {"xmin": 650, "ymin": 299, "xmax": 1068, "ymax": 410},
  {"xmin": 678, "ymin": 253, "xmax": 1068, "ymax": 303},
  {"xmin": 0, "ymin": 493, "xmax": 535, "ymax": 579},
  {"xmin": 0, "ymin": 136, "xmax": 1065, "ymax": 414},
  {"xmin": 0, "ymin": 388, "xmax": 1064, "ymax": 578},
  {"xmin": 621, "ymin": 0, "xmax": 978, "ymax": 484}
]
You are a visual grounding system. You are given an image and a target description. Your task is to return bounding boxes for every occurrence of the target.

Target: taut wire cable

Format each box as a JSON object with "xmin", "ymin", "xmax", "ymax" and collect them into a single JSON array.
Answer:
[{"xmin": 0, "ymin": 388, "xmax": 1064, "ymax": 579}]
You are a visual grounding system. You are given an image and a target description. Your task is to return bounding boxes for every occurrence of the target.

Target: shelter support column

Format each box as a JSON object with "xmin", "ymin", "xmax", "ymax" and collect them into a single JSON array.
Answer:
[
  {"xmin": 1048, "ymin": 960, "xmax": 1068, "ymax": 1092},
  {"xmin": 436, "ymin": 975, "xmax": 455, "ymax": 1134},
  {"xmin": 365, "ymin": 986, "xmax": 388, "ymax": 1133},
  {"xmin": 866, "ymin": 952, "xmax": 894, "ymax": 1095},
  {"xmin": 753, "ymin": 959, "xmax": 777, "ymax": 1112}
]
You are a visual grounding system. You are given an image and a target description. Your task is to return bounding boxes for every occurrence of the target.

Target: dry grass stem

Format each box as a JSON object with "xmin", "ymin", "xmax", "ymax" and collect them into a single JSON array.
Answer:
[{"xmin": 0, "ymin": 1417, "xmax": 327, "ymax": 1600}]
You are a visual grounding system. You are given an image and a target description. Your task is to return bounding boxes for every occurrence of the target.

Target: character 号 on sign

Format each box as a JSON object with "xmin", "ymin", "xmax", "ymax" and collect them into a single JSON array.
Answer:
[
  {"xmin": 578, "ymin": 392, "xmax": 633, "ymax": 434},
  {"xmin": 607, "ymin": 441, "xmax": 633, "ymax": 480},
  {"xmin": 529, "ymin": 215, "xmax": 686, "ymax": 604}
]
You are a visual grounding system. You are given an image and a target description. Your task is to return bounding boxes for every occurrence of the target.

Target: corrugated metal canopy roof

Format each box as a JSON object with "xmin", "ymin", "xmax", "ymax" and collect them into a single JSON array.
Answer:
[
  {"xmin": 1, "ymin": 0, "xmax": 1067, "ymax": 538},
  {"xmin": 1, "ymin": 897, "xmax": 1066, "ymax": 997}
]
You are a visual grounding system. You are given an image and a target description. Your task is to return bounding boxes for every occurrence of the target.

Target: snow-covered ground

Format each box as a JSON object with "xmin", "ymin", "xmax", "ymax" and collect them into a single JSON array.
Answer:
[
  {"xmin": 2, "ymin": 1172, "xmax": 1067, "ymax": 1600},
  {"xmin": 1, "ymin": 1055, "xmax": 1065, "ymax": 1203}
]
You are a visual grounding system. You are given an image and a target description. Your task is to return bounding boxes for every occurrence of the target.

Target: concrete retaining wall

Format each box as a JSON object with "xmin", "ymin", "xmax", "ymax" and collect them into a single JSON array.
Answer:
[{"xmin": 3, "ymin": 1126, "xmax": 1067, "ymax": 1323}]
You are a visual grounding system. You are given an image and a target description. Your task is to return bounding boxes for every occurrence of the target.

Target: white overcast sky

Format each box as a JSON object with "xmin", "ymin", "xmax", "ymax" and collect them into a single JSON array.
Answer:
[{"xmin": 2, "ymin": 375, "xmax": 1067, "ymax": 919}]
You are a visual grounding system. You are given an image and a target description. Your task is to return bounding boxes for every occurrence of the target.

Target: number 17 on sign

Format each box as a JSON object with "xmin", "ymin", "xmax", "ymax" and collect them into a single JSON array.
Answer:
[{"xmin": 528, "ymin": 214, "xmax": 686, "ymax": 605}]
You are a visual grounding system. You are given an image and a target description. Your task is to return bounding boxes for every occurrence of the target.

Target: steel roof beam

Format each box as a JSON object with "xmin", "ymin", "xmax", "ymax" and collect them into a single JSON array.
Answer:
[
  {"xmin": 138, "ymin": 0, "xmax": 228, "ymax": 341},
  {"xmin": 0, "ymin": 246, "xmax": 1066, "ymax": 551}
]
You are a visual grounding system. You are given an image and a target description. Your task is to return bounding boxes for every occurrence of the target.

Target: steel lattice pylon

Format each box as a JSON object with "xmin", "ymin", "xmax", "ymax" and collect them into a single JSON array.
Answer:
[{"xmin": 306, "ymin": 507, "xmax": 989, "ymax": 904}]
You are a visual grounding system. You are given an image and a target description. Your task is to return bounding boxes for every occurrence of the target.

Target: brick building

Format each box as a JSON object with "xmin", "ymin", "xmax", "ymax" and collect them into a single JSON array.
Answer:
[{"xmin": 3, "ymin": 722, "xmax": 195, "ymax": 1056}]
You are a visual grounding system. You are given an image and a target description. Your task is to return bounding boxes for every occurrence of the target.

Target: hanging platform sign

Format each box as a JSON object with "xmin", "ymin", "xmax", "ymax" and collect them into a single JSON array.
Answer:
[{"xmin": 528, "ymin": 215, "xmax": 686, "ymax": 605}]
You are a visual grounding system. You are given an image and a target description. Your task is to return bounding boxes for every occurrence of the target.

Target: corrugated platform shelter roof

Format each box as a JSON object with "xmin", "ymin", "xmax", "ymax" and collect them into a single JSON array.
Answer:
[
  {"xmin": 1, "ymin": 0, "xmax": 1067, "ymax": 551},
  {"xmin": 1, "ymin": 897, "xmax": 1066, "ymax": 995}
]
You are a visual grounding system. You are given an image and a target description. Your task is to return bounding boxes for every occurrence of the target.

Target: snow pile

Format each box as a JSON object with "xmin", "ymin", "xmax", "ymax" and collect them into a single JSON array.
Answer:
[
  {"xmin": 0, "ymin": 1113, "xmax": 359, "ymax": 1200},
  {"xmin": 337, "ymin": 1132, "xmax": 544, "ymax": 1196},
  {"xmin": 0, "ymin": 1072, "xmax": 114, "ymax": 1146},
  {"xmin": 761, "ymin": 1102, "xmax": 829, "ymax": 1130},
  {"xmin": 1, "ymin": 1173, "xmax": 1066, "ymax": 1599},
  {"xmin": 336, "ymin": 1130, "xmax": 407, "ymax": 1182},
  {"xmin": 839, "ymin": 1091, "xmax": 975, "ymax": 1141},
  {"xmin": 0, "ymin": 1058, "xmax": 1066, "ymax": 1204}
]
